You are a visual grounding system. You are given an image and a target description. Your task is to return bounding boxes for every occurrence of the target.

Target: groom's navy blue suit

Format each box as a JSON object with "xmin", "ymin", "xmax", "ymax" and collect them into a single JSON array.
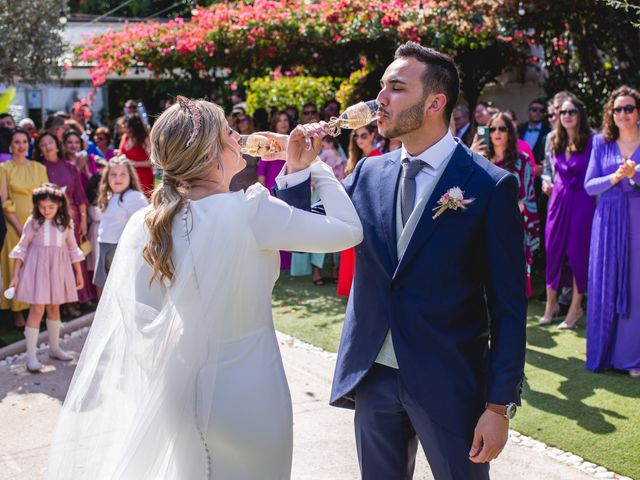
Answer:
[{"xmin": 276, "ymin": 142, "xmax": 527, "ymax": 478}]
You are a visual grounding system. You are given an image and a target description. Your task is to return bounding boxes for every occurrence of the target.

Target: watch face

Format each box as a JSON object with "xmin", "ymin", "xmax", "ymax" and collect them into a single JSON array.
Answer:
[{"xmin": 506, "ymin": 403, "xmax": 517, "ymax": 420}]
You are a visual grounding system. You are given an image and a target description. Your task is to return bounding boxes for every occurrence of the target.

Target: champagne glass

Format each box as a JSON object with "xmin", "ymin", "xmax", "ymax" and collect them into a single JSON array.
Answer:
[
  {"xmin": 327, "ymin": 100, "xmax": 379, "ymax": 136},
  {"xmin": 301, "ymin": 100, "xmax": 379, "ymax": 150},
  {"xmin": 239, "ymin": 134, "xmax": 282, "ymax": 157}
]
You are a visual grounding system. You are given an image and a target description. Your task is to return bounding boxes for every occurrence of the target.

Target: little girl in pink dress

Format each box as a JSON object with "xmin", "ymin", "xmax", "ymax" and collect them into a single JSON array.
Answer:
[{"xmin": 9, "ymin": 183, "xmax": 85, "ymax": 372}]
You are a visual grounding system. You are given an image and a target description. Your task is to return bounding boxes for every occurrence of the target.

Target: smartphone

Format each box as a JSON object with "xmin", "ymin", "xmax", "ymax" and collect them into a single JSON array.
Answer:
[{"xmin": 476, "ymin": 126, "xmax": 490, "ymax": 151}]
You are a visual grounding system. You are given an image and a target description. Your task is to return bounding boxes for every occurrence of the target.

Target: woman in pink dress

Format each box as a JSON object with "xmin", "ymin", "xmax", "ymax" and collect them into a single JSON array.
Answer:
[
  {"xmin": 337, "ymin": 125, "xmax": 383, "ymax": 297},
  {"xmin": 9, "ymin": 183, "xmax": 84, "ymax": 372},
  {"xmin": 258, "ymin": 111, "xmax": 293, "ymax": 269}
]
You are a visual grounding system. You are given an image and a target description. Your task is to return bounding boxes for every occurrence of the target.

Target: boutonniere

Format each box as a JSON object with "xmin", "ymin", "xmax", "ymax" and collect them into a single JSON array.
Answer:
[{"xmin": 432, "ymin": 187, "xmax": 474, "ymax": 219}]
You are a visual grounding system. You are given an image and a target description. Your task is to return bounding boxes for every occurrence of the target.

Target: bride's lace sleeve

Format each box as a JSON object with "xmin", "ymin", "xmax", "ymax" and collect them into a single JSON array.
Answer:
[{"xmin": 247, "ymin": 160, "xmax": 363, "ymax": 253}]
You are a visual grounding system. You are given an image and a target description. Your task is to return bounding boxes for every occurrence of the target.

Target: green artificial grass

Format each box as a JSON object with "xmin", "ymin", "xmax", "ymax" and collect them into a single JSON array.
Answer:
[{"xmin": 272, "ymin": 272, "xmax": 640, "ymax": 479}]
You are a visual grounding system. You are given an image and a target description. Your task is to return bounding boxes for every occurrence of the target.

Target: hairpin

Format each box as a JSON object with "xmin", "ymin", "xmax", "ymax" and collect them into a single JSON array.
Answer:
[{"xmin": 177, "ymin": 95, "xmax": 202, "ymax": 147}]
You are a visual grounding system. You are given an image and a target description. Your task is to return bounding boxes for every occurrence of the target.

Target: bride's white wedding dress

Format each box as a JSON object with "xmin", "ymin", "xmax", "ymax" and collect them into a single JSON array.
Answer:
[{"xmin": 45, "ymin": 161, "xmax": 362, "ymax": 479}]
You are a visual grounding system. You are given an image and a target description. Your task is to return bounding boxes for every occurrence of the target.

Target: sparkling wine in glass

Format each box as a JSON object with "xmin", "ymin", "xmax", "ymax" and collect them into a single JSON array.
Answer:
[
  {"xmin": 327, "ymin": 100, "xmax": 379, "ymax": 136},
  {"xmin": 239, "ymin": 134, "xmax": 282, "ymax": 157}
]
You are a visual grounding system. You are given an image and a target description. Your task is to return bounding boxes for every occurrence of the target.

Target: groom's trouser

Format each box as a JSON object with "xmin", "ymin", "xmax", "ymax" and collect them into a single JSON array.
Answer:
[{"xmin": 354, "ymin": 364, "xmax": 490, "ymax": 480}]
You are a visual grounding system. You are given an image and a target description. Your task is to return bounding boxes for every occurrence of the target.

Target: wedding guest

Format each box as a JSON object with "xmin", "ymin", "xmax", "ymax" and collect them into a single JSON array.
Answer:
[
  {"xmin": 539, "ymin": 95, "xmax": 595, "ymax": 328},
  {"xmin": 257, "ymin": 110, "xmax": 292, "ymax": 269},
  {"xmin": 62, "ymin": 128, "xmax": 98, "ymax": 190},
  {"xmin": 585, "ymin": 86, "xmax": 640, "ymax": 378},
  {"xmin": 337, "ymin": 125, "xmax": 383, "ymax": 297},
  {"xmin": 119, "ymin": 115, "xmax": 153, "ymax": 198},
  {"xmin": 65, "ymin": 118, "xmax": 102, "ymax": 159},
  {"xmin": 0, "ymin": 113, "xmax": 16, "ymax": 129},
  {"xmin": 0, "ymin": 128, "xmax": 49, "ymax": 327},
  {"xmin": 539, "ymin": 91, "xmax": 574, "ymax": 306},
  {"xmin": 503, "ymin": 110, "xmax": 536, "ymax": 173},
  {"xmin": 452, "ymin": 105, "xmax": 473, "ymax": 146},
  {"xmin": 487, "ymin": 113, "xmax": 539, "ymax": 296},
  {"xmin": 301, "ymin": 102, "xmax": 320, "ymax": 123},
  {"xmin": 18, "ymin": 118, "xmax": 37, "ymax": 159},
  {"xmin": 230, "ymin": 111, "xmax": 258, "ymax": 191},
  {"xmin": 43, "ymin": 130, "xmax": 94, "ymax": 308},
  {"xmin": 94, "ymin": 127, "xmax": 116, "ymax": 160},
  {"xmin": 0, "ymin": 127, "xmax": 12, "ymax": 163},
  {"xmin": 94, "ymin": 157, "xmax": 147, "ymax": 296},
  {"xmin": 469, "ymin": 101, "xmax": 496, "ymax": 154},
  {"xmin": 112, "ymin": 99, "xmax": 137, "ymax": 148},
  {"xmin": 474, "ymin": 101, "xmax": 493, "ymax": 127},
  {"xmin": 518, "ymin": 98, "xmax": 551, "ymax": 170},
  {"xmin": 44, "ymin": 114, "xmax": 66, "ymax": 142},
  {"xmin": 9, "ymin": 183, "xmax": 84, "ymax": 371}
]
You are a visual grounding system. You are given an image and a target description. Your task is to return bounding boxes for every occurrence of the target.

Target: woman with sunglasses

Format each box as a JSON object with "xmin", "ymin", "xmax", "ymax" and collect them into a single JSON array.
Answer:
[
  {"xmin": 540, "ymin": 95, "xmax": 595, "ymax": 328},
  {"xmin": 337, "ymin": 125, "xmax": 382, "ymax": 297},
  {"xmin": 487, "ymin": 113, "xmax": 539, "ymax": 297},
  {"xmin": 585, "ymin": 86, "xmax": 640, "ymax": 378}
]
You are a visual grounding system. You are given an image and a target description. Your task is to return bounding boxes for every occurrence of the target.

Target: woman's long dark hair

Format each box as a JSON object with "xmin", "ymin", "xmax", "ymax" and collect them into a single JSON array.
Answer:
[
  {"xmin": 488, "ymin": 113, "xmax": 519, "ymax": 173},
  {"xmin": 125, "ymin": 114, "xmax": 149, "ymax": 146},
  {"xmin": 346, "ymin": 124, "xmax": 377, "ymax": 176},
  {"xmin": 31, "ymin": 183, "xmax": 72, "ymax": 230},
  {"xmin": 551, "ymin": 95, "xmax": 591, "ymax": 156}
]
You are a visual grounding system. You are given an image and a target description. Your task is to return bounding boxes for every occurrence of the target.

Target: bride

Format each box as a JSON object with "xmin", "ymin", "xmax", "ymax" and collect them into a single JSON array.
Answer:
[{"xmin": 45, "ymin": 97, "xmax": 363, "ymax": 479}]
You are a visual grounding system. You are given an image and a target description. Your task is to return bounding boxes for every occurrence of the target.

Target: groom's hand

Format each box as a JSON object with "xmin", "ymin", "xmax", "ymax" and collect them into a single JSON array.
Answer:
[{"xmin": 468, "ymin": 409, "xmax": 509, "ymax": 463}]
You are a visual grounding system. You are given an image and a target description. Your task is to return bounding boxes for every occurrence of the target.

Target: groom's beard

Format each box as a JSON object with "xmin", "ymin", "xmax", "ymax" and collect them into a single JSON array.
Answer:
[{"xmin": 380, "ymin": 100, "xmax": 425, "ymax": 139}]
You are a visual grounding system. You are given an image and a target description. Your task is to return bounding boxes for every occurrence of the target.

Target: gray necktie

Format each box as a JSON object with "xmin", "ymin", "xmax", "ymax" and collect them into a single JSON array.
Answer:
[{"xmin": 400, "ymin": 158, "xmax": 426, "ymax": 226}]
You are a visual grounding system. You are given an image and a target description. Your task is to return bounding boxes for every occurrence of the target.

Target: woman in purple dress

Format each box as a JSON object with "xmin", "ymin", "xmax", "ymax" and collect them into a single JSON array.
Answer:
[
  {"xmin": 34, "ymin": 131, "xmax": 94, "ymax": 308},
  {"xmin": 540, "ymin": 96, "xmax": 595, "ymax": 328},
  {"xmin": 257, "ymin": 110, "xmax": 292, "ymax": 269},
  {"xmin": 585, "ymin": 86, "xmax": 640, "ymax": 378}
]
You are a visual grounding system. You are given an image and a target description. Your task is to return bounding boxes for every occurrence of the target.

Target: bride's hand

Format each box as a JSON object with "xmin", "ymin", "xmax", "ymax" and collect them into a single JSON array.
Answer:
[
  {"xmin": 284, "ymin": 122, "xmax": 330, "ymax": 174},
  {"xmin": 256, "ymin": 132, "xmax": 289, "ymax": 161}
]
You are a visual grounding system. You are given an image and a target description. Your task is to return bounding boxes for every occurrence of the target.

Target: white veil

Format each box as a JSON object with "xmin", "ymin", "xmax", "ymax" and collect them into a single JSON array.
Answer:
[{"xmin": 46, "ymin": 195, "xmax": 252, "ymax": 479}]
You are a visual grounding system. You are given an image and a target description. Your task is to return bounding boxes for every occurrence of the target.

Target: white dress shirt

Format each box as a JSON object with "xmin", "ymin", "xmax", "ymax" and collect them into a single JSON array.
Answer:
[{"xmin": 275, "ymin": 132, "xmax": 459, "ymax": 369}]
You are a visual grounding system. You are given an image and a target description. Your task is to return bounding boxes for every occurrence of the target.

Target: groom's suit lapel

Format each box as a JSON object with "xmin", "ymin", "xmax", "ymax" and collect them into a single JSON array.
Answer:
[
  {"xmin": 393, "ymin": 144, "xmax": 474, "ymax": 279},
  {"xmin": 378, "ymin": 150, "xmax": 403, "ymax": 267}
]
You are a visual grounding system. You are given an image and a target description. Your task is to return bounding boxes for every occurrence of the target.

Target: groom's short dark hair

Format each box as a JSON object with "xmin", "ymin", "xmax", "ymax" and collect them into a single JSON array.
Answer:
[{"xmin": 394, "ymin": 42, "xmax": 460, "ymax": 121}]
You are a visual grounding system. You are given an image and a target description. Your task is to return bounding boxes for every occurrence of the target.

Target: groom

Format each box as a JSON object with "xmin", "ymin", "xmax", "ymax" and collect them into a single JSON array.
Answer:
[{"xmin": 275, "ymin": 42, "xmax": 526, "ymax": 479}]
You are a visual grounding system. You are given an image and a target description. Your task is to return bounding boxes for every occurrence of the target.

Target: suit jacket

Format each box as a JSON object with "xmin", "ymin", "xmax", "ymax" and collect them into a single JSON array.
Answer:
[
  {"xmin": 275, "ymin": 143, "xmax": 527, "ymax": 438},
  {"xmin": 518, "ymin": 122, "xmax": 551, "ymax": 165}
]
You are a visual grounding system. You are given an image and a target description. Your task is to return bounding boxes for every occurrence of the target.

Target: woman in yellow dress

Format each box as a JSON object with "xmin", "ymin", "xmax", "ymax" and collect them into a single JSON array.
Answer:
[{"xmin": 1, "ymin": 128, "xmax": 48, "ymax": 327}]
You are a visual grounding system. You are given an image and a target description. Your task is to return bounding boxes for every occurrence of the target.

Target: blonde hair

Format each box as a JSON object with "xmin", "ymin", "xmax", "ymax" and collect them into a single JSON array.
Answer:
[
  {"xmin": 143, "ymin": 99, "xmax": 230, "ymax": 284},
  {"xmin": 97, "ymin": 155, "xmax": 142, "ymax": 211}
]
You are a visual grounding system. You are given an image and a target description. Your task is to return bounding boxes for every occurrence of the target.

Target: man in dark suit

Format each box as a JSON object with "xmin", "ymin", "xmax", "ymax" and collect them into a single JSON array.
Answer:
[
  {"xmin": 452, "ymin": 105, "xmax": 474, "ymax": 146},
  {"xmin": 518, "ymin": 98, "xmax": 551, "ymax": 175},
  {"xmin": 275, "ymin": 42, "xmax": 526, "ymax": 479}
]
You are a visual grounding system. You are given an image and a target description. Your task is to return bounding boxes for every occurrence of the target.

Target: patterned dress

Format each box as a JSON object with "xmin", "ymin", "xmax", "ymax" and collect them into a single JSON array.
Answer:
[{"xmin": 496, "ymin": 153, "xmax": 540, "ymax": 297}]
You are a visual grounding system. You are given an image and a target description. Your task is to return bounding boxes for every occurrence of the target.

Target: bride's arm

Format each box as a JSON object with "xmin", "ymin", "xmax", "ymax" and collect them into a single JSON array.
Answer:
[{"xmin": 248, "ymin": 160, "xmax": 362, "ymax": 253}]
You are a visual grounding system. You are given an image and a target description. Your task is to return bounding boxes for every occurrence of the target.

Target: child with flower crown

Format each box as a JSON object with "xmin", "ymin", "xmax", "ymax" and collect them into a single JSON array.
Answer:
[{"xmin": 9, "ymin": 183, "xmax": 85, "ymax": 372}]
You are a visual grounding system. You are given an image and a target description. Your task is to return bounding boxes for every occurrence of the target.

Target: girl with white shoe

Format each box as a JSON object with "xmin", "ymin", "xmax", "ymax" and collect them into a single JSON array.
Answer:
[{"xmin": 8, "ymin": 183, "xmax": 85, "ymax": 372}]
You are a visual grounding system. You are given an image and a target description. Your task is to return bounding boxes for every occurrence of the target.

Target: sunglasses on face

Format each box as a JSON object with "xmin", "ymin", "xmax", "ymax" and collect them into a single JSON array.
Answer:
[
  {"xmin": 559, "ymin": 109, "xmax": 578, "ymax": 117},
  {"xmin": 354, "ymin": 133, "xmax": 370, "ymax": 140},
  {"xmin": 529, "ymin": 107, "xmax": 545, "ymax": 113},
  {"xmin": 489, "ymin": 126, "xmax": 508, "ymax": 133},
  {"xmin": 613, "ymin": 105, "xmax": 637, "ymax": 115}
]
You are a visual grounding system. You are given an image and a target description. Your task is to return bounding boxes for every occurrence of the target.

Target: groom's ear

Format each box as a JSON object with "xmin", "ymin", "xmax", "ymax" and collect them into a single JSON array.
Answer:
[{"xmin": 425, "ymin": 92, "xmax": 448, "ymax": 118}]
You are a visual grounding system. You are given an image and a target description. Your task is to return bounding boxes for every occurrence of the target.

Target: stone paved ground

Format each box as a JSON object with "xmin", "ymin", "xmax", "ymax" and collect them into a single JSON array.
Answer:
[{"xmin": 0, "ymin": 328, "xmax": 624, "ymax": 479}]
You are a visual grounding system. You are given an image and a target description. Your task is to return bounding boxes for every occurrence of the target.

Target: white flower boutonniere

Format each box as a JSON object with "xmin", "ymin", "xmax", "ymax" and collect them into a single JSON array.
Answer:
[{"xmin": 432, "ymin": 187, "xmax": 474, "ymax": 219}]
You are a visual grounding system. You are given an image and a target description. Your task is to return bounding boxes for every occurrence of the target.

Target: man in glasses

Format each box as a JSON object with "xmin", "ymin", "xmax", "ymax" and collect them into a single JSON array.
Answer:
[
  {"xmin": 517, "ymin": 98, "xmax": 551, "ymax": 174},
  {"xmin": 301, "ymin": 102, "xmax": 320, "ymax": 123}
]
